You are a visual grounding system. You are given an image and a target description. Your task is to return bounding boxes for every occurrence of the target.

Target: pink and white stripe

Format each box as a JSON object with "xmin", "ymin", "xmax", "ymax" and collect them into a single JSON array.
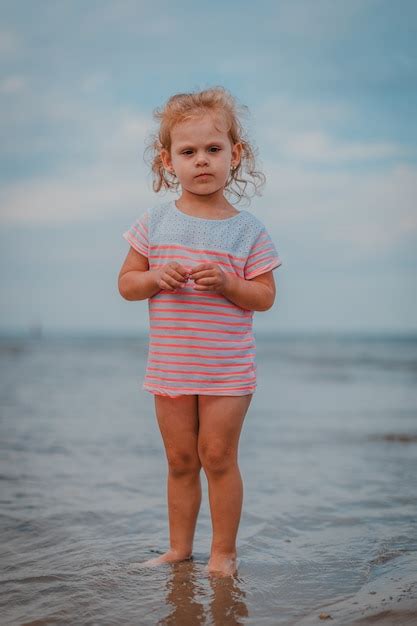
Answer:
[{"xmin": 123, "ymin": 201, "xmax": 282, "ymax": 397}]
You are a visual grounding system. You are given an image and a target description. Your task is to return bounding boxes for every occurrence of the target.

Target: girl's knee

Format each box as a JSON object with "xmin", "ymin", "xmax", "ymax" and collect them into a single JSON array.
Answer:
[
  {"xmin": 167, "ymin": 449, "xmax": 201, "ymax": 478},
  {"xmin": 199, "ymin": 444, "xmax": 237, "ymax": 475}
]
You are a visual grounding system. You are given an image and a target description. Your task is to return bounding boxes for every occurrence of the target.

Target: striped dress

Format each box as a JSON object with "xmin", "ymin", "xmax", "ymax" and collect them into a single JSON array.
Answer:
[{"xmin": 123, "ymin": 200, "xmax": 282, "ymax": 397}]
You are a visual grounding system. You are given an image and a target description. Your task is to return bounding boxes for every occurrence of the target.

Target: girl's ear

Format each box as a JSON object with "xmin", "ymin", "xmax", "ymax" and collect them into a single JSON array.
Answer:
[
  {"xmin": 160, "ymin": 148, "xmax": 173, "ymax": 171},
  {"xmin": 231, "ymin": 142, "xmax": 243, "ymax": 167}
]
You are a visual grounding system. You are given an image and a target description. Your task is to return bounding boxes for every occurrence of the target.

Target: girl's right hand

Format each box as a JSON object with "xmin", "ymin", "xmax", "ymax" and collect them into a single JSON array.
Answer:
[{"xmin": 155, "ymin": 262, "xmax": 189, "ymax": 291}]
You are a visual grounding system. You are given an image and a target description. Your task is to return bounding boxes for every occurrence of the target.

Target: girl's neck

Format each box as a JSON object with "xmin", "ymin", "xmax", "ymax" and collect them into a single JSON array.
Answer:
[{"xmin": 175, "ymin": 191, "xmax": 238, "ymax": 219}]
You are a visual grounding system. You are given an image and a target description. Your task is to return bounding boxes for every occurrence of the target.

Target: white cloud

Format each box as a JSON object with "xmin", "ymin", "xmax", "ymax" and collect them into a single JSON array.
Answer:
[
  {"xmin": 247, "ymin": 94, "xmax": 417, "ymax": 258},
  {"xmin": 257, "ymin": 96, "xmax": 355, "ymax": 128},
  {"xmin": 0, "ymin": 85, "xmax": 415, "ymax": 267},
  {"xmin": 0, "ymin": 169, "xmax": 153, "ymax": 222},
  {"xmin": 260, "ymin": 161, "xmax": 417, "ymax": 256},
  {"xmin": 0, "ymin": 104, "xmax": 155, "ymax": 222},
  {"xmin": 1, "ymin": 139, "xmax": 416, "ymax": 271},
  {"xmin": 283, "ymin": 131, "xmax": 407, "ymax": 163},
  {"xmin": 255, "ymin": 96, "xmax": 410, "ymax": 164}
]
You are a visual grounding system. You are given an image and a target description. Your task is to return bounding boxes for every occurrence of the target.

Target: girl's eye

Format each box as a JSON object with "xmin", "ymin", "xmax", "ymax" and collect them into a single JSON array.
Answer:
[{"xmin": 181, "ymin": 147, "xmax": 220, "ymax": 155}]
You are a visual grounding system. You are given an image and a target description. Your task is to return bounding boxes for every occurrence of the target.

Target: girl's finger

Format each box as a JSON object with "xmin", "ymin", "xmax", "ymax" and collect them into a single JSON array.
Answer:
[
  {"xmin": 170, "ymin": 263, "xmax": 189, "ymax": 278},
  {"xmin": 192, "ymin": 262, "xmax": 213, "ymax": 270},
  {"xmin": 194, "ymin": 277, "xmax": 217, "ymax": 286},
  {"xmin": 172, "ymin": 280, "xmax": 186, "ymax": 289},
  {"xmin": 160, "ymin": 267, "xmax": 186, "ymax": 285},
  {"xmin": 190, "ymin": 263, "xmax": 214, "ymax": 275},
  {"xmin": 193, "ymin": 284, "xmax": 214, "ymax": 291},
  {"xmin": 167, "ymin": 268, "xmax": 188, "ymax": 282},
  {"xmin": 160, "ymin": 276, "xmax": 184, "ymax": 289},
  {"xmin": 197, "ymin": 273, "xmax": 218, "ymax": 281},
  {"xmin": 190, "ymin": 269, "xmax": 214, "ymax": 280}
]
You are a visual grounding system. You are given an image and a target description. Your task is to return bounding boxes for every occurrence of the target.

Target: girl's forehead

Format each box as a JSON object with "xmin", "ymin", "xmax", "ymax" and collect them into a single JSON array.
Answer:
[{"xmin": 170, "ymin": 112, "xmax": 229, "ymax": 143}]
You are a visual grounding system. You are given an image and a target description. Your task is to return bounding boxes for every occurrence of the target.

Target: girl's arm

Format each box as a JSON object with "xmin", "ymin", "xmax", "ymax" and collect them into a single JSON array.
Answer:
[
  {"xmin": 190, "ymin": 264, "xmax": 276, "ymax": 312},
  {"xmin": 118, "ymin": 247, "xmax": 189, "ymax": 300},
  {"xmin": 222, "ymin": 271, "xmax": 276, "ymax": 312},
  {"xmin": 118, "ymin": 248, "xmax": 158, "ymax": 300}
]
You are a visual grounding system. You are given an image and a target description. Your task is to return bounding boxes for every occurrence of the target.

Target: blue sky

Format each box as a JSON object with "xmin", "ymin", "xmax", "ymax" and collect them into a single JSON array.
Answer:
[{"xmin": 0, "ymin": 0, "xmax": 416, "ymax": 335}]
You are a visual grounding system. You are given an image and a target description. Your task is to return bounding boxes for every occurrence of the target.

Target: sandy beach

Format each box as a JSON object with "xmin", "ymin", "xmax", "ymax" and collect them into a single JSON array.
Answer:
[{"xmin": 296, "ymin": 553, "xmax": 417, "ymax": 625}]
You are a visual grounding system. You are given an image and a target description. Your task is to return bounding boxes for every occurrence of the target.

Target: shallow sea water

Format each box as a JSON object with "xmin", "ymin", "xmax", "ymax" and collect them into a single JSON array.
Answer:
[{"xmin": 1, "ymin": 333, "xmax": 416, "ymax": 625}]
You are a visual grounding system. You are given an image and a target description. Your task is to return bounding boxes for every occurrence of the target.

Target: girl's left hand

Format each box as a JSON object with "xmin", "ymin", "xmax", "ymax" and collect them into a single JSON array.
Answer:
[{"xmin": 189, "ymin": 263, "xmax": 228, "ymax": 293}]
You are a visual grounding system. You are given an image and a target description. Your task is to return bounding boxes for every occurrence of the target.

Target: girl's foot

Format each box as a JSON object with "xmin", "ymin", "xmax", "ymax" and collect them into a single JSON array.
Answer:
[
  {"xmin": 206, "ymin": 552, "xmax": 238, "ymax": 577},
  {"xmin": 142, "ymin": 549, "xmax": 193, "ymax": 567}
]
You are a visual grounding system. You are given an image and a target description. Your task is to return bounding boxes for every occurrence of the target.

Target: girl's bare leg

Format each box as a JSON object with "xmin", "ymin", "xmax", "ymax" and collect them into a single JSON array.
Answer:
[
  {"xmin": 198, "ymin": 394, "xmax": 252, "ymax": 576},
  {"xmin": 143, "ymin": 394, "xmax": 201, "ymax": 566}
]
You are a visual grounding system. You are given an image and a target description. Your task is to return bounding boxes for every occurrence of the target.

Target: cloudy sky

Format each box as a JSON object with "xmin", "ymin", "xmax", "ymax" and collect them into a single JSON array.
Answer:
[{"xmin": 1, "ymin": 0, "xmax": 416, "ymax": 336}]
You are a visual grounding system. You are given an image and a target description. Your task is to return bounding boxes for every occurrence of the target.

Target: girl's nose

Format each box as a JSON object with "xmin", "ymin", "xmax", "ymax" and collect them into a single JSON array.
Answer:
[{"xmin": 195, "ymin": 152, "xmax": 209, "ymax": 165}]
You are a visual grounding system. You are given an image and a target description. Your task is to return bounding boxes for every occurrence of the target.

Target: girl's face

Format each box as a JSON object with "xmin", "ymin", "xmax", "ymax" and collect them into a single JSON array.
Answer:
[{"xmin": 160, "ymin": 113, "xmax": 242, "ymax": 200}]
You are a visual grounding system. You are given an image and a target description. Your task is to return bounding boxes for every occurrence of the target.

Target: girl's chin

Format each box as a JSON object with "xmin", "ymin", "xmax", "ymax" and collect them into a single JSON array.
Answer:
[{"xmin": 181, "ymin": 182, "xmax": 226, "ymax": 196}]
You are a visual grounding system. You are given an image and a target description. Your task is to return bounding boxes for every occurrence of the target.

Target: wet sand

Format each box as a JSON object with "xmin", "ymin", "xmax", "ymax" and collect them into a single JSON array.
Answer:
[{"xmin": 296, "ymin": 554, "xmax": 417, "ymax": 625}]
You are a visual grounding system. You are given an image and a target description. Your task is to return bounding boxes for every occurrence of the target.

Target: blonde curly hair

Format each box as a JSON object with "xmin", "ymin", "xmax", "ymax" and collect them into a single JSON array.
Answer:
[{"xmin": 144, "ymin": 86, "xmax": 266, "ymax": 204}]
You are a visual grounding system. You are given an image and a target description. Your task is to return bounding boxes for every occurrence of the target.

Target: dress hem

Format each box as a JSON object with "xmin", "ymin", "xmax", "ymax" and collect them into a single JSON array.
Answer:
[{"xmin": 142, "ymin": 383, "xmax": 256, "ymax": 398}]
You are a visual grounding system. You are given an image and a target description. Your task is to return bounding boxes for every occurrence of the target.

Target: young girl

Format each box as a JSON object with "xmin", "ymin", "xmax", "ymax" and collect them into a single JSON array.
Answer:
[{"xmin": 118, "ymin": 86, "xmax": 282, "ymax": 577}]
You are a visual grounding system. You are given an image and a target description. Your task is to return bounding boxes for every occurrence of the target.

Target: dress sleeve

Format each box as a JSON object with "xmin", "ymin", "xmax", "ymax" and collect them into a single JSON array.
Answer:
[
  {"xmin": 244, "ymin": 227, "xmax": 282, "ymax": 280},
  {"xmin": 122, "ymin": 210, "xmax": 149, "ymax": 257}
]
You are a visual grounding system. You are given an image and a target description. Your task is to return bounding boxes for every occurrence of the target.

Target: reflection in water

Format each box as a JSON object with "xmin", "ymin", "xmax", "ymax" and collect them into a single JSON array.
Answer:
[
  {"xmin": 208, "ymin": 573, "xmax": 248, "ymax": 626},
  {"xmin": 158, "ymin": 560, "xmax": 248, "ymax": 625},
  {"xmin": 158, "ymin": 561, "xmax": 205, "ymax": 626}
]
